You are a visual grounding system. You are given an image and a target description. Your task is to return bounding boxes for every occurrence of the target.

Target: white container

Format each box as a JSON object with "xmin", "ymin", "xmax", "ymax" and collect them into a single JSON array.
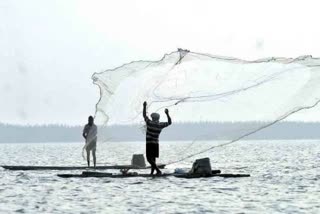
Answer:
[{"xmin": 131, "ymin": 154, "xmax": 146, "ymax": 167}]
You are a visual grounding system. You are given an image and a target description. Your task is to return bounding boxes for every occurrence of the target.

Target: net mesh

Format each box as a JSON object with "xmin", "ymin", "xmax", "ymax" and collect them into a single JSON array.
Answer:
[{"xmin": 92, "ymin": 49, "xmax": 320, "ymax": 163}]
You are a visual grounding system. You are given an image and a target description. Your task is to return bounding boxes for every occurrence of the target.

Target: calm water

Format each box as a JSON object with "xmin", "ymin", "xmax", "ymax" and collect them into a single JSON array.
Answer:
[{"xmin": 0, "ymin": 140, "xmax": 319, "ymax": 214}]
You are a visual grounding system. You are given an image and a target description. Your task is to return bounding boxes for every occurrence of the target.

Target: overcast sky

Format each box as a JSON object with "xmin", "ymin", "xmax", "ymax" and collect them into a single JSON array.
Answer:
[{"xmin": 1, "ymin": 0, "xmax": 320, "ymax": 125}]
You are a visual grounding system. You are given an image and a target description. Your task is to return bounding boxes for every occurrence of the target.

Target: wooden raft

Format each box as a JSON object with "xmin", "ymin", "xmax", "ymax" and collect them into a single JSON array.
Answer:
[
  {"xmin": 1, "ymin": 164, "xmax": 166, "ymax": 171},
  {"xmin": 57, "ymin": 170, "xmax": 250, "ymax": 179}
]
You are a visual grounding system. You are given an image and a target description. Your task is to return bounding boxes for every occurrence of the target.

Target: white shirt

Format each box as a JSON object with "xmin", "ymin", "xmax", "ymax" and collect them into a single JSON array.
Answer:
[{"xmin": 83, "ymin": 124, "xmax": 97, "ymax": 143}]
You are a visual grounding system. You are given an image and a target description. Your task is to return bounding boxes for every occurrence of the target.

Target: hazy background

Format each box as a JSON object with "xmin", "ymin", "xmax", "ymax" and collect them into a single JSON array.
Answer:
[
  {"xmin": 1, "ymin": 0, "xmax": 320, "ymax": 125},
  {"xmin": 2, "ymin": 122, "xmax": 320, "ymax": 143}
]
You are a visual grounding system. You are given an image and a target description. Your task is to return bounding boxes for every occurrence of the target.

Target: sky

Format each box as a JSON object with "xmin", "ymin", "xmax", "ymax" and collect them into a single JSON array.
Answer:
[{"xmin": 1, "ymin": 0, "xmax": 320, "ymax": 125}]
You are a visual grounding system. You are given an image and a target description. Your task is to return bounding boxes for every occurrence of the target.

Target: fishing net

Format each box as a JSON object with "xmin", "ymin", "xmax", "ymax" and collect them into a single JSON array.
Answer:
[{"xmin": 91, "ymin": 49, "xmax": 320, "ymax": 163}]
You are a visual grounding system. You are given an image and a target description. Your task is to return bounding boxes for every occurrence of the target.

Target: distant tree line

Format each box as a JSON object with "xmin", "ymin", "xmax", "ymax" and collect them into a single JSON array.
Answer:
[{"xmin": 1, "ymin": 121, "xmax": 320, "ymax": 143}]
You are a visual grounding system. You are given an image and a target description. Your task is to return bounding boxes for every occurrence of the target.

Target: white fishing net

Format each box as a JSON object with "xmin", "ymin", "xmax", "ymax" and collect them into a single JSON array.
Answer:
[{"xmin": 92, "ymin": 49, "xmax": 320, "ymax": 163}]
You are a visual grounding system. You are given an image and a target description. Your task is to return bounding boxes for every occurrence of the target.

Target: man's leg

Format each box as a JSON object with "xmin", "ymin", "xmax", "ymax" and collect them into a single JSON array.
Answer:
[
  {"xmin": 147, "ymin": 155, "xmax": 156, "ymax": 175},
  {"xmin": 154, "ymin": 143, "xmax": 161, "ymax": 174},
  {"xmin": 86, "ymin": 149, "xmax": 90, "ymax": 167},
  {"xmin": 146, "ymin": 143, "xmax": 154, "ymax": 174},
  {"xmin": 92, "ymin": 149, "xmax": 96, "ymax": 168},
  {"xmin": 153, "ymin": 157, "xmax": 161, "ymax": 175}
]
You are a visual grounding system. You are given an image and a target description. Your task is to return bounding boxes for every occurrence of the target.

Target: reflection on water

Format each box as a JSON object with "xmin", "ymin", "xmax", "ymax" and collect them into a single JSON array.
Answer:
[{"xmin": 0, "ymin": 140, "xmax": 319, "ymax": 213}]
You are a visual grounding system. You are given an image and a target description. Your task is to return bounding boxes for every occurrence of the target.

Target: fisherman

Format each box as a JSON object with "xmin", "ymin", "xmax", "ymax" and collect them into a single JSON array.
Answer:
[
  {"xmin": 143, "ymin": 101, "xmax": 172, "ymax": 175},
  {"xmin": 82, "ymin": 116, "xmax": 98, "ymax": 168}
]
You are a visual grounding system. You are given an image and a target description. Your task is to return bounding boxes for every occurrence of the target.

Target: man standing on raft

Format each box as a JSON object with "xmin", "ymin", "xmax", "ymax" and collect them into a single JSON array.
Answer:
[
  {"xmin": 82, "ymin": 116, "xmax": 98, "ymax": 168},
  {"xmin": 143, "ymin": 101, "xmax": 172, "ymax": 175}
]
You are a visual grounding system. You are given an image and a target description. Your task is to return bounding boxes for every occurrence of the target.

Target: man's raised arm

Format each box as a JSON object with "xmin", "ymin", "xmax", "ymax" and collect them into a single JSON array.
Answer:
[
  {"xmin": 143, "ymin": 101, "xmax": 148, "ymax": 121},
  {"xmin": 165, "ymin": 109, "xmax": 172, "ymax": 125}
]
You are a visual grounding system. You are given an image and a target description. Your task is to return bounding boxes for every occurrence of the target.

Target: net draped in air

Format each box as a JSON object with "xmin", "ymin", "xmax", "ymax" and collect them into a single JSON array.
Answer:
[{"xmin": 91, "ymin": 49, "xmax": 320, "ymax": 162}]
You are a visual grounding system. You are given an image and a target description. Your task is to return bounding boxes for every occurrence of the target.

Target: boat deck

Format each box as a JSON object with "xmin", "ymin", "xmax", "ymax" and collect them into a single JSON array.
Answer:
[
  {"xmin": 1, "ymin": 164, "xmax": 166, "ymax": 171},
  {"xmin": 57, "ymin": 171, "xmax": 250, "ymax": 178}
]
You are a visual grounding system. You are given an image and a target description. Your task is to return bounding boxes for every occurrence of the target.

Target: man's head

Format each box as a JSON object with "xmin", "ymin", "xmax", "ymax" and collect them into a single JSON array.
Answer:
[
  {"xmin": 88, "ymin": 116, "xmax": 94, "ymax": 125},
  {"xmin": 151, "ymin": 113, "xmax": 160, "ymax": 122}
]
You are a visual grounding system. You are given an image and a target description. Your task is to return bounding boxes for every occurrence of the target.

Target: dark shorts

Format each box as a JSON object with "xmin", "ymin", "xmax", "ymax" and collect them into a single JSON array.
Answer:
[{"xmin": 146, "ymin": 143, "xmax": 159, "ymax": 158}]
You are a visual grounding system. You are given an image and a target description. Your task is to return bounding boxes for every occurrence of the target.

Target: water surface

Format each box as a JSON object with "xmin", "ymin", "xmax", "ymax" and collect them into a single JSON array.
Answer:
[{"xmin": 0, "ymin": 140, "xmax": 319, "ymax": 213}]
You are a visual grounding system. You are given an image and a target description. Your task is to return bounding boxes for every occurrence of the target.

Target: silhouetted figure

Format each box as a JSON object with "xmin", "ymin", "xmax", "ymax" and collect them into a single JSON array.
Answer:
[
  {"xmin": 143, "ymin": 101, "xmax": 172, "ymax": 175},
  {"xmin": 83, "ymin": 116, "xmax": 97, "ymax": 168}
]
